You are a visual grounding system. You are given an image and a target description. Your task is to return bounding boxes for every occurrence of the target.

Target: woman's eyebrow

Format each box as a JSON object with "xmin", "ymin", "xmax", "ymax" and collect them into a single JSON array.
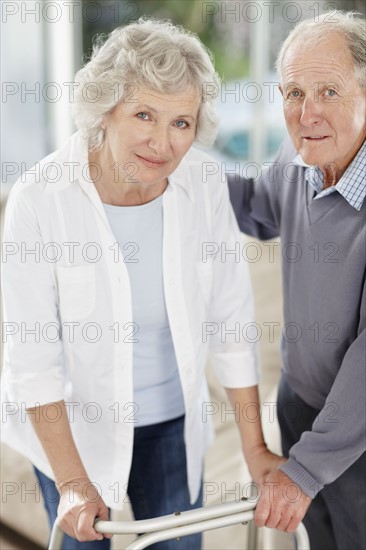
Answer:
[
  {"xmin": 136, "ymin": 104, "xmax": 197, "ymax": 120},
  {"xmin": 136, "ymin": 103, "xmax": 157, "ymax": 113}
]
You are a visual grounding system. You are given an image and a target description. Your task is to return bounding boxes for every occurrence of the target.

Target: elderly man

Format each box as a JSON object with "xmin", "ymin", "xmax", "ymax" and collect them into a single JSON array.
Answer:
[{"xmin": 228, "ymin": 11, "xmax": 365, "ymax": 550}]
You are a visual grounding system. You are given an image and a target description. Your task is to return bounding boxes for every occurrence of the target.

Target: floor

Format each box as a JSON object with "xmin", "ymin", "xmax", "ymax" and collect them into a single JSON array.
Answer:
[{"xmin": 0, "ymin": 523, "xmax": 43, "ymax": 550}]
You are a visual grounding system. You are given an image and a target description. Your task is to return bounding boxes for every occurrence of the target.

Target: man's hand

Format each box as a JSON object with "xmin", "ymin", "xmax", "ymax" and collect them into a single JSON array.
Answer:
[
  {"xmin": 57, "ymin": 478, "xmax": 111, "ymax": 541},
  {"xmin": 254, "ymin": 469, "xmax": 312, "ymax": 533}
]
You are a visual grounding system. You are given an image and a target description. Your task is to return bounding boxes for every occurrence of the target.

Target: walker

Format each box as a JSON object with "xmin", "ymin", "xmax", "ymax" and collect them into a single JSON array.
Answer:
[{"xmin": 48, "ymin": 497, "xmax": 310, "ymax": 549}]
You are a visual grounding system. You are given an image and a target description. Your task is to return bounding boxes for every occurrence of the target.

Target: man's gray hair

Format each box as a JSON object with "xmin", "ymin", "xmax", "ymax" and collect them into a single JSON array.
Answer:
[
  {"xmin": 72, "ymin": 18, "xmax": 221, "ymax": 151},
  {"xmin": 276, "ymin": 11, "xmax": 366, "ymax": 87}
]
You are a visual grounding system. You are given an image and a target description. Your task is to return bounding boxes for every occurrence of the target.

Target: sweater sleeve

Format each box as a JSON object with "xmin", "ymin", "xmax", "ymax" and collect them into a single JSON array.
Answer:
[
  {"xmin": 280, "ymin": 276, "xmax": 366, "ymax": 498},
  {"xmin": 227, "ymin": 139, "xmax": 296, "ymax": 239}
]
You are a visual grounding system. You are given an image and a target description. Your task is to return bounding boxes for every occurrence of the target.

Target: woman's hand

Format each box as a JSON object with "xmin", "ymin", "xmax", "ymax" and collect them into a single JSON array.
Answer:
[
  {"xmin": 245, "ymin": 444, "xmax": 286, "ymax": 484},
  {"xmin": 57, "ymin": 478, "xmax": 111, "ymax": 542}
]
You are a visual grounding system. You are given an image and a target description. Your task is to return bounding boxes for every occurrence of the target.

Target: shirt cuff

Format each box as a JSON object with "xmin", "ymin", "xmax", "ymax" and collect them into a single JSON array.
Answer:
[
  {"xmin": 211, "ymin": 351, "xmax": 259, "ymax": 388},
  {"xmin": 3, "ymin": 370, "xmax": 65, "ymax": 408},
  {"xmin": 280, "ymin": 457, "xmax": 323, "ymax": 499}
]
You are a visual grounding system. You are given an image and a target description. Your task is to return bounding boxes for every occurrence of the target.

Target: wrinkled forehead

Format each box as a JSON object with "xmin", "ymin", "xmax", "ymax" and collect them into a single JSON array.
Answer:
[
  {"xmin": 134, "ymin": 86, "xmax": 200, "ymax": 108},
  {"xmin": 281, "ymin": 32, "xmax": 354, "ymax": 85},
  {"xmin": 120, "ymin": 82, "xmax": 201, "ymax": 105},
  {"xmin": 111, "ymin": 85, "xmax": 201, "ymax": 120}
]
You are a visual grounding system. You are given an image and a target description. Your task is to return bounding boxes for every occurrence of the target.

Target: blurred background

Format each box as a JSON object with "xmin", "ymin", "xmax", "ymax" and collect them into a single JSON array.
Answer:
[
  {"xmin": 1, "ymin": 1, "xmax": 365, "ymax": 549},
  {"xmin": 2, "ymin": 0, "xmax": 365, "ymax": 192}
]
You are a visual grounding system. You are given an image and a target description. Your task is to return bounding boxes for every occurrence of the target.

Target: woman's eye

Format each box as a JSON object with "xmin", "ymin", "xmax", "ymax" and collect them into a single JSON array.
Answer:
[
  {"xmin": 175, "ymin": 120, "xmax": 188, "ymax": 128},
  {"xmin": 136, "ymin": 112, "xmax": 150, "ymax": 120}
]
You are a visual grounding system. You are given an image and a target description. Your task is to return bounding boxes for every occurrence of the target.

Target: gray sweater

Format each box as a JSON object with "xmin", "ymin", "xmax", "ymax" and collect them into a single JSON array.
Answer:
[{"xmin": 227, "ymin": 141, "xmax": 366, "ymax": 498}]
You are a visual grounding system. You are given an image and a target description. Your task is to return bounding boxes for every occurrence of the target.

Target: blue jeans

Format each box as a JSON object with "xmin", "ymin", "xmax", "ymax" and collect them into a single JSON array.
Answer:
[{"xmin": 34, "ymin": 415, "xmax": 203, "ymax": 549}]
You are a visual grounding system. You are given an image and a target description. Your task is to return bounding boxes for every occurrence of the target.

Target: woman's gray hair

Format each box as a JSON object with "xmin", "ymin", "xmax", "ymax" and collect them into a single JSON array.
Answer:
[
  {"xmin": 72, "ymin": 18, "xmax": 221, "ymax": 150},
  {"xmin": 276, "ymin": 11, "xmax": 366, "ymax": 87}
]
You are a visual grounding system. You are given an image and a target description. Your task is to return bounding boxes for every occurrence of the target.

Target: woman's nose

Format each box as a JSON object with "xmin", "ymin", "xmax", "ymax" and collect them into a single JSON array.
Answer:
[{"xmin": 147, "ymin": 126, "xmax": 171, "ymax": 157}]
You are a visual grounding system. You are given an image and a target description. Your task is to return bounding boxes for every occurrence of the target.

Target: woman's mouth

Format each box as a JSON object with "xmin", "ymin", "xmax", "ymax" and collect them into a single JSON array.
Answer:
[{"xmin": 136, "ymin": 154, "xmax": 168, "ymax": 167}]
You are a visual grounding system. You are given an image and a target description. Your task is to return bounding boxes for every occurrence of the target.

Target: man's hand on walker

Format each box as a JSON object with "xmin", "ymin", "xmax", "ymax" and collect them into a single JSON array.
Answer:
[
  {"xmin": 57, "ymin": 477, "xmax": 112, "ymax": 541},
  {"xmin": 254, "ymin": 469, "xmax": 312, "ymax": 533}
]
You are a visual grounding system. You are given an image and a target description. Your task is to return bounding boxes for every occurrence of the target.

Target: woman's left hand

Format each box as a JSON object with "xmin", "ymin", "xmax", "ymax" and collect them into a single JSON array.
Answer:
[{"xmin": 246, "ymin": 446, "xmax": 286, "ymax": 484}]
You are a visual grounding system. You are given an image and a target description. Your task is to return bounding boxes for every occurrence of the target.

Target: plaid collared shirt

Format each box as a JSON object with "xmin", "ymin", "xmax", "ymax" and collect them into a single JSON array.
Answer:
[{"xmin": 294, "ymin": 140, "xmax": 366, "ymax": 211}]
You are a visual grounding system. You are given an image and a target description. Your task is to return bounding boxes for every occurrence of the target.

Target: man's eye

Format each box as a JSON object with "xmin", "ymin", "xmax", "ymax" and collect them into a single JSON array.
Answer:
[
  {"xmin": 136, "ymin": 112, "xmax": 150, "ymax": 120},
  {"xmin": 175, "ymin": 120, "xmax": 188, "ymax": 128},
  {"xmin": 324, "ymin": 89, "xmax": 337, "ymax": 97},
  {"xmin": 288, "ymin": 90, "xmax": 301, "ymax": 98}
]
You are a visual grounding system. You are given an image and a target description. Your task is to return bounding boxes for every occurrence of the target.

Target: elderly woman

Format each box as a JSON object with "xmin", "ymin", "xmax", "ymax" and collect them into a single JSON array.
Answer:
[{"xmin": 1, "ymin": 19, "xmax": 282, "ymax": 549}]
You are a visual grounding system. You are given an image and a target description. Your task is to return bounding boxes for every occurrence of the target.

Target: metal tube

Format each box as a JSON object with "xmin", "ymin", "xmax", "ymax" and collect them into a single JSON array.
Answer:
[
  {"xmin": 48, "ymin": 524, "xmax": 65, "ymax": 550},
  {"xmin": 48, "ymin": 500, "xmax": 310, "ymax": 550},
  {"xmin": 246, "ymin": 483, "xmax": 259, "ymax": 549},
  {"xmin": 124, "ymin": 511, "xmax": 254, "ymax": 550},
  {"xmin": 295, "ymin": 523, "xmax": 310, "ymax": 550},
  {"xmin": 94, "ymin": 498, "xmax": 258, "ymax": 534}
]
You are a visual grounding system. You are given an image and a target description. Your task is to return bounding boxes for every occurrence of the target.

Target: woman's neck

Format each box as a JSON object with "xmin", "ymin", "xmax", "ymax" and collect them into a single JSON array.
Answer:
[{"xmin": 88, "ymin": 150, "xmax": 168, "ymax": 206}]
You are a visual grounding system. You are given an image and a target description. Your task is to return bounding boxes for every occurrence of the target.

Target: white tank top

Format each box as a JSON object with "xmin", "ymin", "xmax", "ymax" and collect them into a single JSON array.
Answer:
[{"xmin": 103, "ymin": 195, "xmax": 185, "ymax": 426}]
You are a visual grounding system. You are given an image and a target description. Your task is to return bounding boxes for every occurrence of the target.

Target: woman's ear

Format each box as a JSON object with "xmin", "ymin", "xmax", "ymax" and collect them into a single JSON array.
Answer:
[{"xmin": 100, "ymin": 113, "xmax": 109, "ymax": 130}]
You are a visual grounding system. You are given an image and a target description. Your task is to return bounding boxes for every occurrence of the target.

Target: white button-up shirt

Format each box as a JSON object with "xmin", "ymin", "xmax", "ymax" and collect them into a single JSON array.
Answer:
[{"xmin": 1, "ymin": 132, "xmax": 258, "ymax": 509}]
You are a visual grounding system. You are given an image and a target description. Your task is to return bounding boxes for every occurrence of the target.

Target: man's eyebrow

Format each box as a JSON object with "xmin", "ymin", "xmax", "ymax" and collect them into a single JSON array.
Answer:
[{"xmin": 136, "ymin": 104, "xmax": 197, "ymax": 120}]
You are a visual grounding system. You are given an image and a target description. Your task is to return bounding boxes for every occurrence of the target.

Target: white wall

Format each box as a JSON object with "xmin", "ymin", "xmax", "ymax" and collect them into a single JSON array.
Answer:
[{"xmin": 1, "ymin": 1, "xmax": 82, "ymax": 192}]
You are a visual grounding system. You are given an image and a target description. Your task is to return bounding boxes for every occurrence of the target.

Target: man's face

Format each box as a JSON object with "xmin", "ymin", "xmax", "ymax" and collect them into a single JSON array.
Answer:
[{"xmin": 279, "ymin": 32, "xmax": 366, "ymax": 182}]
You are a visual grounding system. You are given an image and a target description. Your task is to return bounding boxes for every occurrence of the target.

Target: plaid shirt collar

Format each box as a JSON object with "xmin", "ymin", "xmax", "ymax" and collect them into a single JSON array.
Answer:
[{"xmin": 294, "ymin": 140, "xmax": 366, "ymax": 211}]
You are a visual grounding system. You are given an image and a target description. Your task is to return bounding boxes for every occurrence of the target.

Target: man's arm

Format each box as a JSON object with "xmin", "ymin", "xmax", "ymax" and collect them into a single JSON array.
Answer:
[
  {"xmin": 281, "ymin": 331, "xmax": 366, "ymax": 494},
  {"xmin": 227, "ymin": 174, "xmax": 279, "ymax": 240},
  {"xmin": 255, "ymin": 277, "xmax": 366, "ymax": 532},
  {"xmin": 227, "ymin": 138, "xmax": 297, "ymax": 239}
]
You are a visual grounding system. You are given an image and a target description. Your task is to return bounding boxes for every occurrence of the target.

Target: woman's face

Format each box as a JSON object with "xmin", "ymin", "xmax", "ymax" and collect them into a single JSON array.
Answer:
[{"xmin": 99, "ymin": 85, "xmax": 201, "ymax": 188}]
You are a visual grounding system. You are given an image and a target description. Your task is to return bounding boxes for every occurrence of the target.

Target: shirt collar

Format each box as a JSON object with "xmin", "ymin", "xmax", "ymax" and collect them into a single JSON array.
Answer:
[
  {"xmin": 293, "ymin": 140, "xmax": 366, "ymax": 210},
  {"xmin": 43, "ymin": 132, "xmax": 88, "ymax": 193},
  {"xmin": 336, "ymin": 141, "xmax": 366, "ymax": 210},
  {"xmin": 167, "ymin": 151, "xmax": 195, "ymax": 203}
]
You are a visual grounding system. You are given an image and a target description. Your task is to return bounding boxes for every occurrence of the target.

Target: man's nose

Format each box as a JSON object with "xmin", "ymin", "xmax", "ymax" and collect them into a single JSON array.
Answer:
[
  {"xmin": 148, "ymin": 125, "xmax": 171, "ymax": 157},
  {"xmin": 300, "ymin": 95, "xmax": 324, "ymax": 126}
]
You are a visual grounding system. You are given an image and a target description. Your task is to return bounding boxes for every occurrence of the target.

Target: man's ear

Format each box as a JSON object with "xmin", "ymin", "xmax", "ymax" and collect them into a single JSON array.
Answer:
[{"xmin": 278, "ymin": 84, "xmax": 284, "ymax": 97}]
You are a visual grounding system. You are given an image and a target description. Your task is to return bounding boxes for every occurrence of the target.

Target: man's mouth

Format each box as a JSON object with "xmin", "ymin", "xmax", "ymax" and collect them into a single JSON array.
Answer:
[{"xmin": 303, "ymin": 136, "xmax": 330, "ymax": 141}]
